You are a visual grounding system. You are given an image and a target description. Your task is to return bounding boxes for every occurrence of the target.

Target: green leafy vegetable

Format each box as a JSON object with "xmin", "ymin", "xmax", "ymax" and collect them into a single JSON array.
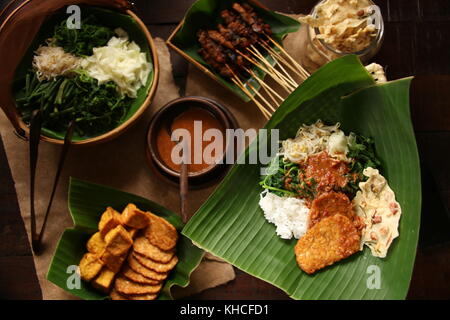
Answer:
[
  {"xmin": 343, "ymin": 133, "xmax": 381, "ymax": 196},
  {"xmin": 260, "ymin": 131, "xmax": 381, "ymax": 200},
  {"xmin": 53, "ymin": 16, "xmax": 114, "ymax": 57},
  {"xmin": 260, "ymin": 155, "xmax": 317, "ymax": 199},
  {"xmin": 16, "ymin": 70, "xmax": 131, "ymax": 137}
]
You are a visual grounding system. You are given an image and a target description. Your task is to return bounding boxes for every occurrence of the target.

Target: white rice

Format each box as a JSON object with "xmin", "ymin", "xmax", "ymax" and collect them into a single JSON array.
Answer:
[{"xmin": 259, "ymin": 192, "xmax": 309, "ymax": 239}]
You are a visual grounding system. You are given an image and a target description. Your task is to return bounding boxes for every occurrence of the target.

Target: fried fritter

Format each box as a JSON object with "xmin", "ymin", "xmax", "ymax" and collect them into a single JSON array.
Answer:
[
  {"xmin": 127, "ymin": 254, "xmax": 168, "ymax": 281},
  {"xmin": 121, "ymin": 265, "xmax": 160, "ymax": 285},
  {"xmin": 110, "ymin": 288, "xmax": 157, "ymax": 301},
  {"xmin": 132, "ymin": 252, "xmax": 178, "ymax": 273},
  {"xmin": 308, "ymin": 192, "xmax": 355, "ymax": 228},
  {"xmin": 114, "ymin": 276, "xmax": 162, "ymax": 295},
  {"xmin": 79, "ymin": 252, "xmax": 103, "ymax": 281},
  {"xmin": 100, "ymin": 249, "xmax": 126, "ymax": 273},
  {"xmin": 144, "ymin": 212, "xmax": 178, "ymax": 251},
  {"xmin": 104, "ymin": 225, "xmax": 133, "ymax": 256},
  {"xmin": 110, "ymin": 289, "xmax": 128, "ymax": 300},
  {"xmin": 86, "ymin": 232, "xmax": 106, "ymax": 254},
  {"xmin": 92, "ymin": 268, "xmax": 116, "ymax": 293},
  {"xmin": 295, "ymin": 214, "xmax": 361, "ymax": 274},
  {"xmin": 98, "ymin": 207, "xmax": 122, "ymax": 237},
  {"xmin": 121, "ymin": 204, "xmax": 150, "ymax": 229},
  {"xmin": 133, "ymin": 236, "xmax": 175, "ymax": 263}
]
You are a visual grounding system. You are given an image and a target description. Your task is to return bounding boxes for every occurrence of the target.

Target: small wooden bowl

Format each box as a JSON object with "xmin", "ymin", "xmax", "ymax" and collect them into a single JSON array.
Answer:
[
  {"xmin": 146, "ymin": 96, "xmax": 238, "ymax": 187},
  {"xmin": 1, "ymin": 6, "xmax": 159, "ymax": 146}
]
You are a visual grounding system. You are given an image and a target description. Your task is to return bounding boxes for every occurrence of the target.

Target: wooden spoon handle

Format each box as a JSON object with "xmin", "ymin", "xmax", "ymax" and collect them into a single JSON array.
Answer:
[{"xmin": 180, "ymin": 161, "xmax": 188, "ymax": 224}]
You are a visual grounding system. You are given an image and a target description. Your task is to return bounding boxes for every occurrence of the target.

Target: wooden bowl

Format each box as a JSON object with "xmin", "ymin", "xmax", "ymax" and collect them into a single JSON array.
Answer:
[
  {"xmin": 1, "ymin": 5, "xmax": 159, "ymax": 146},
  {"xmin": 146, "ymin": 96, "xmax": 238, "ymax": 187}
]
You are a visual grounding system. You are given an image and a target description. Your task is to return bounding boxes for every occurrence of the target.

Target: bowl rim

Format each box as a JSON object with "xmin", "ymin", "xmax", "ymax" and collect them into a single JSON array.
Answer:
[
  {"xmin": 7, "ymin": 7, "xmax": 160, "ymax": 146},
  {"xmin": 146, "ymin": 96, "xmax": 236, "ymax": 180}
]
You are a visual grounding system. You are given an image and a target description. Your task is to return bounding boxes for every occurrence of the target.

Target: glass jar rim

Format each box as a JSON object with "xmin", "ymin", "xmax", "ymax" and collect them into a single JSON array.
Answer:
[{"xmin": 309, "ymin": 0, "xmax": 384, "ymax": 56}]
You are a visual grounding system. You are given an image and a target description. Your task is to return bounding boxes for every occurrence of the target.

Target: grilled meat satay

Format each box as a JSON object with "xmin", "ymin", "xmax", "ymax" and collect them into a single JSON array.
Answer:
[
  {"xmin": 207, "ymin": 30, "xmax": 234, "ymax": 50},
  {"xmin": 197, "ymin": 30, "xmax": 227, "ymax": 64},
  {"xmin": 221, "ymin": 9, "xmax": 259, "ymax": 45},
  {"xmin": 241, "ymin": 3, "xmax": 272, "ymax": 35}
]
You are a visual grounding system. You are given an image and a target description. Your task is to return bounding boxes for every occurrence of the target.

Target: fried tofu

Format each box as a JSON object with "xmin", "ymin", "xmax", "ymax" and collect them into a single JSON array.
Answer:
[
  {"xmin": 92, "ymin": 268, "xmax": 116, "ymax": 293},
  {"xmin": 79, "ymin": 253, "xmax": 103, "ymax": 281},
  {"xmin": 121, "ymin": 204, "xmax": 149, "ymax": 229},
  {"xmin": 104, "ymin": 225, "xmax": 133, "ymax": 256},
  {"xmin": 98, "ymin": 207, "xmax": 121, "ymax": 237},
  {"xmin": 86, "ymin": 232, "xmax": 106, "ymax": 254},
  {"xmin": 295, "ymin": 214, "xmax": 361, "ymax": 274},
  {"xmin": 126, "ymin": 227, "xmax": 139, "ymax": 239},
  {"xmin": 100, "ymin": 250, "xmax": 126, "ymax": 273}
]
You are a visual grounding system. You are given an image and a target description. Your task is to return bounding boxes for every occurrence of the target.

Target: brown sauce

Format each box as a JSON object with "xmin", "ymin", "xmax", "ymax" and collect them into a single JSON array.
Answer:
[
  {"xmin": 156, "ymin": 107, "xmax": 225, "ymax": 174},
  {"xmin": 303, "ymin": 152, "xmax": 349, "ymax": 193}
]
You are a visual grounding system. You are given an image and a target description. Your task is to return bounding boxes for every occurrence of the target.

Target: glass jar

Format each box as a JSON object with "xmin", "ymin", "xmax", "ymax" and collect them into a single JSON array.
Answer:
[{"xmin": 300, "ymin": 0, "xmax": 384, "ymax": 73}]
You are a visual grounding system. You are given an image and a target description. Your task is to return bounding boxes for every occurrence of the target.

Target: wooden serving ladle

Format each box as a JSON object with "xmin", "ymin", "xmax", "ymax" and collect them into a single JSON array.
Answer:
[{"xmin": 165, "ymin": 117, "xmax": 189, "ymax": 224}]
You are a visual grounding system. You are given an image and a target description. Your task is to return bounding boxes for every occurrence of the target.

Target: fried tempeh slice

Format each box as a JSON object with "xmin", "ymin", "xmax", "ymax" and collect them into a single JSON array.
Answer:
[
  {"xmin": 132, "ymin": 252, "xmax": 178, "ymax": 274},
  {"xmin": 114, "ymin": 276, "xmax": 162, "ymax": 295},
  {"xmin": 121, "ymin": 265, "xmax": 160, "ymax": 285},
  {"xmin": 86, "ymin": 232, "xmax": 106, "ymax": 254},
  {"xmin": 121, "ymin": 204, "xmax": 150, "ymax": 229},
  {"xmin": 308, "ymin": 192, "xmax": 355, "ymax": 228},
  {"xmin": 79, "ymin": 252, "xmax": 103, "ymax": 281},
  {"xmin": 144, "ymin": 212, "xmax": 178, "ymax": 251},
  {"xmin": 295, "ymin": 214, "xmax": 361, "ymax": 274},
  {"xmin": 110, "ymin": 289, "xmax": 128, "ymax": 300},
  {"xmin": 127, "ymin": 254, "xmax": 168, "ymax": 281},
  {"xmin": 98, "ymin": 207, "xmax": 121, "ymax": 237},
  {"xmin": 110, "ymin": 289, "xmax": 157, "ymax": 301},
  {"xmin": 126, "ymin": 293, "xmax": 157, "ymax": 300},
  {"xmin": 133, "ymin": 236, "xmax": 175, "ymax": 263},
  {"xmin": 92, "ymin": 268, "xmax": 116, "ymax": 293},
  {"xmin": 104, "ymin": 225, "xmax": 133, "ymax": 256}
]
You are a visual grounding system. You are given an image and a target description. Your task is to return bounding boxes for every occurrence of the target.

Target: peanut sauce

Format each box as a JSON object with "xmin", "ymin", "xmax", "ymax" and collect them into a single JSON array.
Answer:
[{"xmin": 156, "ymin": 107, "xmax": 225, "ymax": 173}]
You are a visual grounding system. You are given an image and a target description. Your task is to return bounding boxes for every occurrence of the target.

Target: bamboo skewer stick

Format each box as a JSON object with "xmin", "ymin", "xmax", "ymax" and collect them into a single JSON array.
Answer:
[
  {"xmin": 235, "ymin": 49, "xmax": 293, "ymax": 94},
  {"xmin": 259, "ymin": 40, "xmax": 306, "ymax": 80},
  {"xmin": 247, "ymin": 46, "xmax": 297, "ymax": 91},
  {"xmin": 249, "ymin": 45, "xmax": 298, "ymax": 89},
  {"xmin": 265, "ymin": 34, "xmax": 310, "ymax": 79},
  {"xmin": 226, "ymin": 65, "xmax": 271, "ymax": 119},
  {"xmin": 244, "ymin": 67, "xmax": 284, "ymax": 104},
  {"xmin": 247, "ymin": 82, "xmax": 276, "ymax": 113}
]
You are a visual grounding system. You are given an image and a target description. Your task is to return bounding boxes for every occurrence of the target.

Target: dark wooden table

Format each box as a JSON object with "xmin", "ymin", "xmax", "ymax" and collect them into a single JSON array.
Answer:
[{"xmin": 1, "ymin": 0, "xmax": 450, "ymax": 300}]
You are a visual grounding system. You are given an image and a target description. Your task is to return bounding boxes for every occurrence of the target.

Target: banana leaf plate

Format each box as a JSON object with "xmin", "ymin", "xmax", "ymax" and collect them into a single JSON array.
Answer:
[
  {"xmin": 182, "ymin": 55, "xmax": 421, "ymax": 300},
  {"xmin": 47, "ymin": 178, "xmax": 204, "ymax": 300},
  {"xmin": 166, "ymin": 0, "xmax": 300, "ymax": 102},
  {"xmin": 12, "ymin": 6, "xmax": 155, "ymax": 142}
]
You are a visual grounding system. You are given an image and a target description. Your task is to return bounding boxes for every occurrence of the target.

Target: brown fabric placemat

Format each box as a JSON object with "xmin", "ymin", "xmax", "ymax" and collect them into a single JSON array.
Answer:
[{"xmin": 0, "ymin": 38, "xmax": 235, "ymax": 300}]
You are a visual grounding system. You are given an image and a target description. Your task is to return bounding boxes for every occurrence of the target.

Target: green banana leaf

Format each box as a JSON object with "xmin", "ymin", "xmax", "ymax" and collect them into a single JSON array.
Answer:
[
  {"xmin": 12, "ymin": 6, "xmax": 154, "ymax": 142},
  {"xmin": 182, "ymin": 55, "xmax": 421, "ymax": 300},
  {"xmin": 47, "ymin": 178, "xmax": 204, "ymax": 300},
  {"xmin": 170, "ymin": 0, "xmax": 300, "ymax": 101}
]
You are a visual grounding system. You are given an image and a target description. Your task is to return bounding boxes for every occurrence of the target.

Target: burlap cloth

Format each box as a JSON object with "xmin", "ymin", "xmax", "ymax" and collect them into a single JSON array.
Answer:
[{"xmin": 0, "ymin": 14, "xmax": 306, "ymax": 300}]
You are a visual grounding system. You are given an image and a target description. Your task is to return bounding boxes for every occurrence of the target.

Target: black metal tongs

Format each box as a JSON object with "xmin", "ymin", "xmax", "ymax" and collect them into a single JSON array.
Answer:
[{"xmin": 28, "ymin": 109, "xmax": 75, "ymax": 254}]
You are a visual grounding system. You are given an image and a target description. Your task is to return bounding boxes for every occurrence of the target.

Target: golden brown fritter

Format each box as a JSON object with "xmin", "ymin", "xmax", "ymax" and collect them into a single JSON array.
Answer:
[
  {"xmin": 133, "ymin": 236, "xmax": 175, "ymax": 263},
  {"xmin": 308, "ymin": 192, "xmax": 354, "ymax": 228},
  {"xmin": 295, "ymin": 214, "xmax": 361, "ymax": 274},
  {"xmin": 145, "ymin": 212, "xmax": 178, "ymax": 251},
  {"xmin": 114, "ymin": 276, "xmax": 162, "ymax": 295}
]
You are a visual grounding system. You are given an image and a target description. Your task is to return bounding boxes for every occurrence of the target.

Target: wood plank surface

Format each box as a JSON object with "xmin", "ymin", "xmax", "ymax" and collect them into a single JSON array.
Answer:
[{"xmin": 0, "ymin": 0, "xmax": 449, "ymax": 300}]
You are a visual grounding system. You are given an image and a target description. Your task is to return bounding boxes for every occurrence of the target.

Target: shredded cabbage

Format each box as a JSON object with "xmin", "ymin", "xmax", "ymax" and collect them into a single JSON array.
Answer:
[
  {"xmin": 81, "ymin": 29, "xmax": 151, "ymax": 98},
  {"xmin": 281, "ymin": 120, "xmax": 350, "ymax": 163}
]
